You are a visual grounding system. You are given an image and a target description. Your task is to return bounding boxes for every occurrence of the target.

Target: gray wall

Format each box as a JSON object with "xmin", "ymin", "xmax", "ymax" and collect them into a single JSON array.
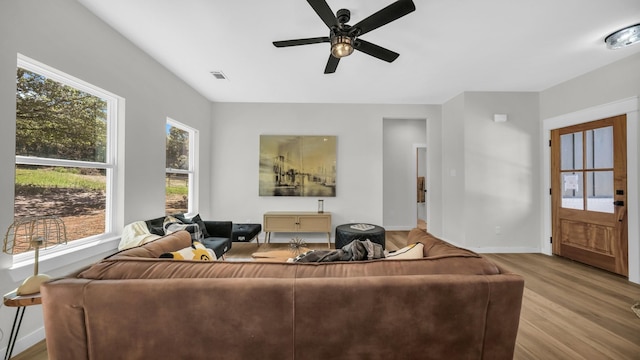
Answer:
[
  {"xmin": 441, "ymin": 92, "xmax": 541, "ymax": 251},
  {"xmin": 0, "ymin": 0, "xmax": 212, "ymax": 353},
  {"xmin": 209, "ymin": 103, "xmax": 441, "ymax": 241},
  {"xmin": 541, "ymin": 52, "xmax": 640, "ymax": 119}
]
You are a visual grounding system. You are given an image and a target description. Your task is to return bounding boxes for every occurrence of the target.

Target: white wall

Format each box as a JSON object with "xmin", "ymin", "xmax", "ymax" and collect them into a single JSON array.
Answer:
[
  {"xmin": 441, "ymin": 92, "xmax": 541, "ymax": 252},
  {"xmin": 0, "ymin": 0, "xmax": 212, "ymax": 354},
  {"xmin": 383, "ymin": 118, "xmax": 427, "ymax": 230},
  {"xmin": 210, "ymin": 103, "xmax": 440, "ymax": 242}
]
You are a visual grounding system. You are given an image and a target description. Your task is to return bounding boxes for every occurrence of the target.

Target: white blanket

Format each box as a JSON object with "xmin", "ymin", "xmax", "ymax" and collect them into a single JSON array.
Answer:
[{"xmin": 118, "ymin": 221, "xmax": 161, "ymax": 250}]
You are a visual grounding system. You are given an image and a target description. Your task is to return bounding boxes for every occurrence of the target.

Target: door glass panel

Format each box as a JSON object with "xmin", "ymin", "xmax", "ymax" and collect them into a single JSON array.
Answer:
[
  {"xmin": 561, "ymin": 172, "xmax": 583, "ymax": 210},
  {"xmin": 561, "ymin": 132, "xmax": 583, "ymax": 170},
  {"xmin": 586, "ymin": 171, "xmax": 614, "ymax": 213},
  {"xmin": 586, "ymin": 126, "xmax": 613, "ymax": 169}
]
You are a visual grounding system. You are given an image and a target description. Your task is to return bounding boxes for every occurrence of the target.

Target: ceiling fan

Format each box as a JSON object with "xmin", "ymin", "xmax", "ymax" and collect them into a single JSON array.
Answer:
[{"xmin": 273, "ymin": 0, "xmax": 416, "ymax": 74}]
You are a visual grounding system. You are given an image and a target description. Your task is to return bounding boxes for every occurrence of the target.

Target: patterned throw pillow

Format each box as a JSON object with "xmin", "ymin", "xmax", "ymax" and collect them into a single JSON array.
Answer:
[
  {"xmin": 163, "ymin": 216, "xmax": 203, "ymax": 242},
  {"xmin": 174, "ymin": 213, "xmax": 210, "ymax": 238},
  {"xmin": 159, "ymin": 241, "xmax": 217, "ymax": 261}
]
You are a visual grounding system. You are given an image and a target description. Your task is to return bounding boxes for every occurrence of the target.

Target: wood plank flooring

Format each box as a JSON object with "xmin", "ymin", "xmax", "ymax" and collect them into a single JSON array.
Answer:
[
  {"xmin": 12, "ymin": 231, "xmax": 640, "ymax": 359},
  {"xmin": 484, "ymin": 252, "xmax": 640, "ymax": 359}
]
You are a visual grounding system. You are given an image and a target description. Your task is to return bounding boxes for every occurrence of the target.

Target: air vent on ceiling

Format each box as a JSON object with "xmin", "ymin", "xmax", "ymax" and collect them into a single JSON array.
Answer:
[{"xmin": 210, "ymin": 71, "xmax": 228, "ymax": 80}]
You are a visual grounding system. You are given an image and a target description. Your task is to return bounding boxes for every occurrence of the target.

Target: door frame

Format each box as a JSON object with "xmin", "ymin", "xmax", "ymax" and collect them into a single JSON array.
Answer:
[
  {"xmin": 413, "ymin": 143, "xmax": 428, "ymax": 229},
  {"xmin": 542, "ymin": 96, "xmax": 639, "ymax": 283}
]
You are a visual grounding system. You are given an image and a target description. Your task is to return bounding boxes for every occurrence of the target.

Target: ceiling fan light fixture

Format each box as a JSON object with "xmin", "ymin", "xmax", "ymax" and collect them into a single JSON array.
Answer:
[
  {"xmin": 605, "ymin": 23, "xmax": 640, "ymax": 49},
  {"xmin": 331, "ymin": 36, "xmax": 354, "ymax": 58}
]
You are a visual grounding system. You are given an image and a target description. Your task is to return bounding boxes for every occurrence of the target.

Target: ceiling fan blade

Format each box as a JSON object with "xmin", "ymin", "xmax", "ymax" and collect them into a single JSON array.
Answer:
[
  {"xmin": 354, "ymin": 39, "xmax": 399, "ymax": 62},
  {"xmin": 349, "ymin": 0, "xmax": 416, "ymax": 37},
  {"xmin": 273, "ymin": 37, "xmax": 330, "ymax": 47},
  {"xmin": 307, "ymin": 0, "xmax": 338, "ymax": 29},
  {"xmin": 324, "ymin": 55, "xmax": 340, "ymax": 74}
]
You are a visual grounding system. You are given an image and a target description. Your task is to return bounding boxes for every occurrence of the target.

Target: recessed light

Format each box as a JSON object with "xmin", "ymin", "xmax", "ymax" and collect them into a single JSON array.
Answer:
[{"xmin": 605, "ymin": 23, "xmax": 640, "ymax": 50}]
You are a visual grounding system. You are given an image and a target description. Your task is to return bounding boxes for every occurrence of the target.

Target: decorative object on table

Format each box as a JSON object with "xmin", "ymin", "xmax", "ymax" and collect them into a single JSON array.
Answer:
[
  {"xmin": 3, "ymin": 216, "xmax": 67, "ymax": 295},
  {"xmin": 259, "ymin": 135, "xmax": 336, "ymax": 197},
  {"xmin": 289, "ymin": 236, "xmax": 308, "ymax": 255},
  {"xmin": 350, "ymin": 223, "xmax": 375, "ymax": 231},
  {"xmin": 317, "ymin": 199, "xmax": 324, "ymax": 213}
]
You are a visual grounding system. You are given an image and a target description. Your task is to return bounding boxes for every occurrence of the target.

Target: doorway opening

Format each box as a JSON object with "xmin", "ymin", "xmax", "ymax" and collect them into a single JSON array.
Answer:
[{"xmin": 416, "ymin": 145, "xmax": 427, "ymax": 230}]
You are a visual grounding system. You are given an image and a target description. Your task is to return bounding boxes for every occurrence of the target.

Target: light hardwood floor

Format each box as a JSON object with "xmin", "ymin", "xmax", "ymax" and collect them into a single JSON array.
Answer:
[{"xmin": 12, "ymin": 231, "xmax": 640, "ymax": 359}]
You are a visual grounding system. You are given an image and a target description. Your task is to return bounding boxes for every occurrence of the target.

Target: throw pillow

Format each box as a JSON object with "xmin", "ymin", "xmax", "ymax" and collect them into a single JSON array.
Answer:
[
  {"xmin": 163, "ymin": 216, "xmax": 203, "ymax": 242},
  {"xmin": 175, "ymin": 213, "xmax": 210, "ymax": 238},
  {"xmin": 159, "ymin": 241, "xmax": 217, "ymax": 261},
  {"xmin": 384, "ymin": 242, "xmax": 424, "ymax": 260},
  {"xmin": 148, "ymin": 226, "xmax": 165, "ymax": 236}
]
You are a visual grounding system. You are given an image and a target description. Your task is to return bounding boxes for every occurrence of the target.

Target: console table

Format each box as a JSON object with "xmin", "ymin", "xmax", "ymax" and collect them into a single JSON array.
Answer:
[{"xmin": 263, "ymin": 211, "xmax": 332, "ymax": 247}]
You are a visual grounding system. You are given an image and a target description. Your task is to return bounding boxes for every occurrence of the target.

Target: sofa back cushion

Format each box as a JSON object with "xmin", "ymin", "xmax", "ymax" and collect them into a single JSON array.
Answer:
[
  {"xmin": 408, "ymin": 228, "xmax": 482, "ymax": 258},
  {"xmin": 108, "ymin": 230, "xmax": 192, "ymax": 259},
  {"xmin": 77, "ymin": 227, "xmax": 501, "ymax": 280},
  {"xmin": 77, "ymin": 254, "xmax": 500, "ymax": 280}
]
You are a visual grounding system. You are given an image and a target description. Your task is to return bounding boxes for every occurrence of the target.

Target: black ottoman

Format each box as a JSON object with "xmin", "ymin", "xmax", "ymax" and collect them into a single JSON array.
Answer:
[
  {"xmin": 335, "ymin": 223, "xmax": 385, "ymax": 250},
  {"xmin": 232, "ymin": 223, "xmax": 262, "ymax": 245}
]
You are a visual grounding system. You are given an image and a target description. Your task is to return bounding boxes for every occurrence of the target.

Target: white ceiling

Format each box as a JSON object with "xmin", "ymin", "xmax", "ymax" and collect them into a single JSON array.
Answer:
[{"xmin": 78, "ymin": 0, "xmax": 640, "ymax": 104}]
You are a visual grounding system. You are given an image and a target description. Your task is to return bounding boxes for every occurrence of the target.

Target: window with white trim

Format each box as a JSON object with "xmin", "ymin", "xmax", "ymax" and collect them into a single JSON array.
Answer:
[
  {"xmin": 165, "ymin": 119, "xmax": 196, "ymax": 215},
  {"xmin": 14, "ymin": 54, "xmax": 118, "ymax": 256}
]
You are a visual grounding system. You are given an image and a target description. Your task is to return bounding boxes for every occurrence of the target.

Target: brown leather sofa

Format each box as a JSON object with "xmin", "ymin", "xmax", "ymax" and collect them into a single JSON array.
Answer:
[{"xmin": 41, "ymin": 228, "xmax": 524, "ymax": 360}]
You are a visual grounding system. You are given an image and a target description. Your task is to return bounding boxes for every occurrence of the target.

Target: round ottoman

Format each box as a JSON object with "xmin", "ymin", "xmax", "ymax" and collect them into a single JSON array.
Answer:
[{"xmin": 335, "ymin": 223, "xmax": 386, "ymax": 249}]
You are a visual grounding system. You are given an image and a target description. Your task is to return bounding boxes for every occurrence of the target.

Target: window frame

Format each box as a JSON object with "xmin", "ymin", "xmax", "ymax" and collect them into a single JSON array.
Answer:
[
  {"xmin": 165, "ymin": 118, "xmax": 198, "ymax": 216},
  {"xmin": 13, "ymin": 54, "xmax": 120, "ymax": 263}
]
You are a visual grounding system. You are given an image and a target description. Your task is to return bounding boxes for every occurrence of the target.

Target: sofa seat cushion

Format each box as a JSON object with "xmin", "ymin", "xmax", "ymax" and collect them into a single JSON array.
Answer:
[{"xmin": 201, "ymin": 237, "xmax": 230, "ymax": 259}]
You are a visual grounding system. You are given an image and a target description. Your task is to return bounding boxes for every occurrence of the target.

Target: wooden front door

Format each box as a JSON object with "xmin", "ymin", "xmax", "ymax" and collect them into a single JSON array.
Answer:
[{"xmin": 551, "ymin": 115, "xmax": 628, "ymax": 276}]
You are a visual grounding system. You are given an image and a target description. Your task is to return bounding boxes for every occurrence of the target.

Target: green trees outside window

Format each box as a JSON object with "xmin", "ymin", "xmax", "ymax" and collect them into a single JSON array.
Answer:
[
  {"xmin": 14, "ymin": 63, "xmax": 113, "ymax": 253},
  {"xmin": 165, "ymin": 122, "xmax": 193, "ymax": 215}
]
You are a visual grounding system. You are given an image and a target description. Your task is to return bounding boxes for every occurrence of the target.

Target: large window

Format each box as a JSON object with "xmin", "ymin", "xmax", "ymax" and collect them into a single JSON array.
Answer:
[
  {"xmin": 165, "ymin": 119, "xmax": 196, "ymax": 215},
  {"xmin": 14, "ymin": 55, "xmax": 118, "ymax": 255}
]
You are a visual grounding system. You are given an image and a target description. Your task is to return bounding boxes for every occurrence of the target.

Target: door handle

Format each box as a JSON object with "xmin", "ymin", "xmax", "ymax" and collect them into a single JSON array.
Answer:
[{"xmin": 614, "ymin": 201, "xmax": 626, "ymax": 222}]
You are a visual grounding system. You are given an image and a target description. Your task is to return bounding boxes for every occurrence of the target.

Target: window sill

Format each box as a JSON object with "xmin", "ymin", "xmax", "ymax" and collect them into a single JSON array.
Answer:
[{"xmin": 8, "ymin": 236, "xmax": 120, "ymax": 283}]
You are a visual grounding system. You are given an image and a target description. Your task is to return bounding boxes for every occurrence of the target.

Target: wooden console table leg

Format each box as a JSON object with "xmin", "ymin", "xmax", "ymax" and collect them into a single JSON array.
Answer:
[{"xmin": 327, "ymin": 232, "xmax": 331, "ymax": 248}]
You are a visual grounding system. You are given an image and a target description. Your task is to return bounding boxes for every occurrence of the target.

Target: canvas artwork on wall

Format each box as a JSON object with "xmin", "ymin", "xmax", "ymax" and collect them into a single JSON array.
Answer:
[{"xmin": 259, "ymin": 135, "xmax": 336, "ymax": 196}]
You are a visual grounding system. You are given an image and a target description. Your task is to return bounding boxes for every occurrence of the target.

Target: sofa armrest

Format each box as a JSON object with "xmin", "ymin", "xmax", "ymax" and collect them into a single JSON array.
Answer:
[{"xmin": 204, "ymin": 221, "xmax": 232, "ymax": 238}]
